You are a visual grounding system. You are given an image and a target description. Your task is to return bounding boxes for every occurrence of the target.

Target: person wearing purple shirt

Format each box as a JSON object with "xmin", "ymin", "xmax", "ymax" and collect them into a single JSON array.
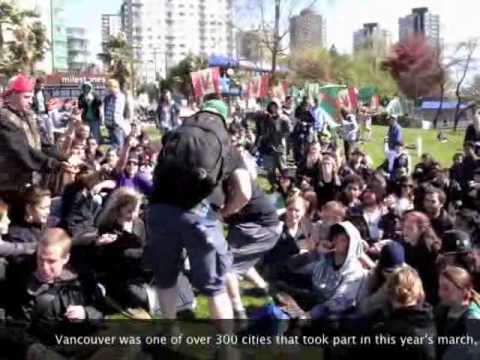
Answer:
[{"xmin": 113, "ymin": 136, "xmax": 153, "ymax": 196}]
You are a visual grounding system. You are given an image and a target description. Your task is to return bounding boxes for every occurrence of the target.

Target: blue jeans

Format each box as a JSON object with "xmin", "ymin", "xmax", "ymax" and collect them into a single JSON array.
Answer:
[
  {"xmin": 87, "ymin": 119, "xmax": 102, "ymax": 143},
  {"xmin": 108, "ymin": 125, "xmax": 124, "ymax": 150},
  {"xmin": 146, "ymin": 201, "xmax": 232, "ymax": 296}
]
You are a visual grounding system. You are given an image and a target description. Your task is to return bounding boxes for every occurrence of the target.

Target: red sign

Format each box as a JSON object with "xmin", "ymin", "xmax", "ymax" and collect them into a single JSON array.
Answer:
[{"xmin": 191, "ymin": 68, "xmax": 221, "ymax": 98}]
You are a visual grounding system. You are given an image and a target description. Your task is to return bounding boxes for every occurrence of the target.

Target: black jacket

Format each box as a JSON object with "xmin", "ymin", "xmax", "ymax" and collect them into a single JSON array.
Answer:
[
  {"xmin": 16, "ymin": 269, "xmax": 103, "ymax": 345},
  {"xmin": 364, "ymin": 304, "xmax": 437, "ymax": 360},
  {"xmin": 78, "ymin": 93, "xmax": 102, "ymax": 122},
  {"xmin": 59, "ymin": 186, "xmax": 101, "ymax": 237},
  {"xmin": 404, "ymin": 241, "xmax": 439, "ymax": 305}
]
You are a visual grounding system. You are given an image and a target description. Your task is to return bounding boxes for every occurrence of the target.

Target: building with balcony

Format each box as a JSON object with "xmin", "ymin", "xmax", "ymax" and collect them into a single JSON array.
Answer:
[
  {"xmin": 102, "ymin": 14, "xmax": 122, "ymax": 49},
  {"xmin": 120, "ymin": 0, "xmax": 234, "ymax": 83},
  {"xmin": 67, "ymin": 27, "xmax": 90, "ymax": 71}
]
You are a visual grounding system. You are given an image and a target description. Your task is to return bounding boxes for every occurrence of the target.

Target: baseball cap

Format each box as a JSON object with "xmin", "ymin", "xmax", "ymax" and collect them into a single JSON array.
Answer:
[
  {"xmin": 201, "ymin": 99, "xmax": 228, "ymax": 122},
  {"xmin": 379, "ymin": 241, "xmax": 405, "ymax": 273}
]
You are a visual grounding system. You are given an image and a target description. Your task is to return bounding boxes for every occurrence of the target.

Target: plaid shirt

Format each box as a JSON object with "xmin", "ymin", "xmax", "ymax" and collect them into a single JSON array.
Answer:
[{"xmin": 104, "ymin": 92, "xmax": 127, "ymax": 128}]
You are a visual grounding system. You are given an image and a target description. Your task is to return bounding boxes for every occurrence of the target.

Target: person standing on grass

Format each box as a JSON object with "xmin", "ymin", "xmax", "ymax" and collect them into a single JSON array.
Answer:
[
  {"xmin": 148, "ymin": 99, "xmax": 237, "ymax": 320},
  {"xmin": 103, "ymin": 79, "xmax": 130, "ymax": 150},
  {"xmin": 78, "ymin": 81, "xmax": 103, "ymax": 144},
  {"xmin": 386, "ymin": 115, "xmax": 403, "ymax": 152}
]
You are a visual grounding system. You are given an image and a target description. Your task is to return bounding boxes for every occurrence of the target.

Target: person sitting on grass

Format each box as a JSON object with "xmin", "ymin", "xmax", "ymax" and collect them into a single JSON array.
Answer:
[
  {"xmin": 113, "ymin": 135, "xmax": 153, "ymax": 196},
  {"xmin": 14, "ymin": 228, "xmax": 104, "ymax": 347},
  {"xmin": 436, "ymin": 265, "xmax": 480, "ymax": 360},
  {"xmin": 277, "ymin": 221, "xmax": 369, "ymax": 320}
]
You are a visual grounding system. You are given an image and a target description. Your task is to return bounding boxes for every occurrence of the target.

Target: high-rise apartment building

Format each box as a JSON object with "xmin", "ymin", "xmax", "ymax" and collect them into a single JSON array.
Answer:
[
  {"xmin": 102, "ymin": 14, "xmax": 122, "ymax": 49},
  {"xmin": 399, "ymin": 7, "xmax": 440, "ymax": 48},
  {"xmin": 67, "ymin": 27, "xmax": 89, "ymax": 71},
  {"xmin": 290, "ymin": 8, "xmax": 327, "ymax": 52},
  {"xmin": 353, "ymin": 23, "xmax": 391, "ymax": 55},
  {"xmin": 121, "ymin": 0, "xmax": 234, "ymax": 83}
]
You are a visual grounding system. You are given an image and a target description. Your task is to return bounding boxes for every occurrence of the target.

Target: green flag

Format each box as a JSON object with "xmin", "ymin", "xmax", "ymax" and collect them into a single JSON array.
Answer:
[{"xmin": 318, "ymin": 84, "xmax": 346, "ymax": 122}]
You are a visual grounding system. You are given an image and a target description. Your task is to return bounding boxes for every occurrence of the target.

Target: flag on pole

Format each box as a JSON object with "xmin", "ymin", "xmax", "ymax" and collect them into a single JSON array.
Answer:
[
  {"xmin": 270, "ymin": 81, "xmax": 289, "ymax": 101},
  {"xmin": 248, "ymin": 74, "xmax": 270, "ymax": 98},
  {"xmin": 370, "ymin": 95, "xmax": 381, "ymax": 110},
  {"xmin": 318, "ymin": 84, "xmax": 347, "ymax": 122},
  {"xmin": 348, "ymin": 86, "xmax": 359, "ymax": 109},
  {"xmin": 191, "ymin": 67, "xmax": 221, "ymax": 98}
]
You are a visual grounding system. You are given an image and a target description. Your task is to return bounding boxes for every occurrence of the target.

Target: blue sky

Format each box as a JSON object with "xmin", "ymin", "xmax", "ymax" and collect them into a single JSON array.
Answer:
[
  {"xmin": 64, "ymin": 0, "xmax": 480, "ymax": 63},
  {"xmin": 64, "ymin": 0, "xmax": 121, "ymax": 63}
]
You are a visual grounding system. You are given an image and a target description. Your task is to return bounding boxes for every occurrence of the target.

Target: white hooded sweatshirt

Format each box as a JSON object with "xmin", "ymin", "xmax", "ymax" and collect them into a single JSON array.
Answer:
[{"xmin": 311, "ymin": 221, "xmax": 368, "ymax": 315}]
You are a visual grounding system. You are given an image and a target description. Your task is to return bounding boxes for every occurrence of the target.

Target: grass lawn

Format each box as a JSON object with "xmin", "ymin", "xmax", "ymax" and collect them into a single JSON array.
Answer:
[
  {"xmin": 359, "ymin": 125, "xmax": 464, "ymax": 167},
  {"xmin": 140, "ymin": 124, "xmax": 466, "ymax": 319}
]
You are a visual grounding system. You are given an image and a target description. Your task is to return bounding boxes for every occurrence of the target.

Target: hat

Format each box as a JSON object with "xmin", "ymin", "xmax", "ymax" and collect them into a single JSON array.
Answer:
[
  {"xmin": 379, "ymin": 241, "xmax": 405, "ymax": 273},
  {"xmin": 201, "ymin": 99, "xmax": 228, "ymax": 122},
  {"xmin": 442, "ymin": 230, "xmax": 472, "ymax": 255},
  {"xmin": 4, "ymin": 75, "xmax": 34, "ymax": 96},
  {"xmin": 81, "ymin": 81, "xmax": 93, "ymax": 90}
]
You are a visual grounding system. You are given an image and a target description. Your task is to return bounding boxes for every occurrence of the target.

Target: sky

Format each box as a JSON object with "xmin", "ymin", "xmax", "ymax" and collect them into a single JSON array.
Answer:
[
  {"xmin": 63, "ymin": 0, "xmax": 122, "ymax": 63},
  {"xmin": 63, "ymin": 0, "xmax": 480, "ymax": 63}
]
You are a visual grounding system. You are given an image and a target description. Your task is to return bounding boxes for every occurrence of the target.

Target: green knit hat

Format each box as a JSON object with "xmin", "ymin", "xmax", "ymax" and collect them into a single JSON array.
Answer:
[{"xmin": 201, "ymin": 99, "xmax": 228, "ymax": 122}]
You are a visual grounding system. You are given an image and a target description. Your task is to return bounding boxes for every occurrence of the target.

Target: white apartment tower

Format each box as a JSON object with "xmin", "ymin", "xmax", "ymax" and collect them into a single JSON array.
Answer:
[
  {"xmin": 102, "ymin": 14, "xmax": 122, "ymax": 49},
  {"xmin": 121, "ymin": 0, "xmax": 234, "ymax": 83}
]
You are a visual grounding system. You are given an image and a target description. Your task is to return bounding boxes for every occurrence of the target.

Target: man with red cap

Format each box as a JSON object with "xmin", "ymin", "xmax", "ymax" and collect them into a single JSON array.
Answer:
[{"xmin": 0, "ymin": 75, "xmax": 76, "ymax": 204}]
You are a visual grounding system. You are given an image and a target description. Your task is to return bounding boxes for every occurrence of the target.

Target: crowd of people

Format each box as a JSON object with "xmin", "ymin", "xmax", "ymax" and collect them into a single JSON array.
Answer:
[{"xmin": 0, "ymin": 73, "xmax": 479, "ymax": 359}]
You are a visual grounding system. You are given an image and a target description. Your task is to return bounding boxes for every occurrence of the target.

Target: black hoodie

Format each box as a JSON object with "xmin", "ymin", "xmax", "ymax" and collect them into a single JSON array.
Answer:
[{"xmin": 363, "ymin": 303, "xmax": 437, "ymax": 360}]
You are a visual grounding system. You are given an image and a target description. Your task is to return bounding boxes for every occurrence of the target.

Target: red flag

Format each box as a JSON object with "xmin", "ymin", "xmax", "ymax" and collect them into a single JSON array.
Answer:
[
  {"xmin": 348, "ymin": 86, "xmax": 358, "ymax": 109},
  {"xmin": 370, "ymin": 95, "xmax": 380, "ymax": 109},
  {"xmin": 248, "ymin": 74, "xmax": 270, "ymax": 98},
  {"xmin": 191, "ymin": 67, "xmax": 221, "ymax": 98}
]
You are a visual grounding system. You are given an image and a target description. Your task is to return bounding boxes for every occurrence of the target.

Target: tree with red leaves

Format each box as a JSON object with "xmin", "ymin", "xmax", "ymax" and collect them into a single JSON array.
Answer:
[{"xmin": 382, "ymin": 35, "xmax": 445, "ymax": 100}]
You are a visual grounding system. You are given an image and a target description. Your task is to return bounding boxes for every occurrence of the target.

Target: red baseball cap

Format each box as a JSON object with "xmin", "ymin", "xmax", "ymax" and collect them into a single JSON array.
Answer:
[{"xmin": 3, "ymin": 75, "xmax": 34, "ymax": 96}]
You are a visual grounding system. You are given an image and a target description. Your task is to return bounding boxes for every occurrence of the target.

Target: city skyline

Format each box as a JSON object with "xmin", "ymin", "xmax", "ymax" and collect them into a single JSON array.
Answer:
[{"xmin": 61, "ymin": 0, "xmax": 479, "ymax": 65}]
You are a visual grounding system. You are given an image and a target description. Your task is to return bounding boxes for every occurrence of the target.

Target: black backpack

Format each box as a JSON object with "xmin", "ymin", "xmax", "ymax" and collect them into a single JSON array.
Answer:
[{"xmin": 150, "ymin": 111, "xmax": 231, "ymax": 209}]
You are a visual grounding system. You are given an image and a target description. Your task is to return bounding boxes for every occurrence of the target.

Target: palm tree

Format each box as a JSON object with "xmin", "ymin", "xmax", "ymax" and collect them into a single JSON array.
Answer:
[{"xmin": 98, "ymin": 33, "xmax": 133, "ymax": 92}]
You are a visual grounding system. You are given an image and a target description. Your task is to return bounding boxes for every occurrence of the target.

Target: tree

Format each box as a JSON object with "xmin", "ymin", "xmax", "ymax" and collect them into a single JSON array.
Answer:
[
  {"xmin": 464, "ymin": 74, "xmax": 480, "ymax": 101},
  {"xmin": 240, "ymin": 0, "xmax": 319, "ymax": 80},
  {"xmin": 452, "ymin": 39, "xmax": 478, "ymax": 130},
  {"xmin": 290, "ymin": 48, "xmax": 333, "ymax": 84},
  {"xmin": 290, "ymin": 48, "xmax": 398, "ymax": 98},
  {"xmin": 382, "ymin": 35, "xmax": 445, "ymax": 113},
  {"xmin": 163, "ymin": 54, "xmax": 207, "ymax": 99},
  {"xmin": 98, "ymin": 32, "xmax": 133, "ymax": 93},
  {"xmin": 0, "ymin": 0, "xmax": 48, "ymax": 77}
]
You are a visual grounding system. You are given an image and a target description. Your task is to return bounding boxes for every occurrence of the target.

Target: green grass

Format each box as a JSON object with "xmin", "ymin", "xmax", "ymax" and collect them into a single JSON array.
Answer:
[
  {"xmin": 141, "ymin": 124, "xmax": 465, "ymax": 319},
  {"xmin": 359, "ymin": 125, "xmax": 464, "ymax": 167}
]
